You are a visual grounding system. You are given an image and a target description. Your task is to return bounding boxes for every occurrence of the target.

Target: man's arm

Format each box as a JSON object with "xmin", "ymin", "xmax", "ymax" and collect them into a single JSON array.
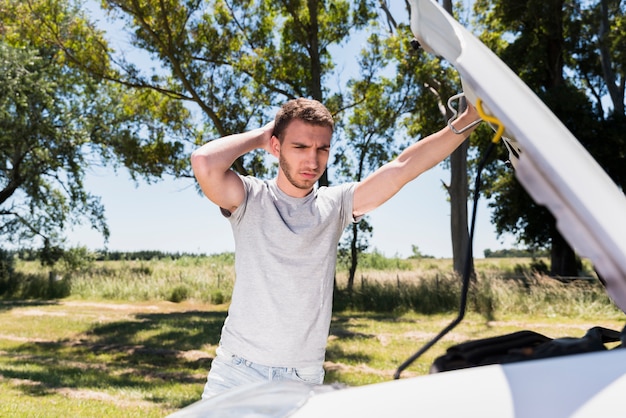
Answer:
[
  {"xmin": 190, "ymin": 121, "xmax": 274, "ymax": 214},
  {"xmin": 353, "ymin": 105, "xmax": 481, "ymax": 218}
]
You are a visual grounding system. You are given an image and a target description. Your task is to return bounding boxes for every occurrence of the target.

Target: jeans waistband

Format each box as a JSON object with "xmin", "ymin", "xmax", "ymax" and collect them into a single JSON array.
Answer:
[{"xmin": 216, "ymin": 345, "xmax": 322, "ymax": 372}]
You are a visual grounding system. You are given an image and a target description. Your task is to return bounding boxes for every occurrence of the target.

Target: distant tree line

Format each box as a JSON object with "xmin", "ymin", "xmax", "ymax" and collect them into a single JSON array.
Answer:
[
  {"xmin": 4, "ymin": 247, "xmax": 232, "ymax": 262},
  {"xmin": 483, "ymin": 248, "xmax": 550, "ymax": 258},
  {"xmin": 5, "ymin": 246, "xmax": 548, "ymax": 265}
]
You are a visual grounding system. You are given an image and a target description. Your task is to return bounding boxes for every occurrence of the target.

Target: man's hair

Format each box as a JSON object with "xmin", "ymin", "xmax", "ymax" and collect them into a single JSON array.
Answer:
[{"xmin": 273, "ymin": 98, "xmax": 334, "ymax": 142}]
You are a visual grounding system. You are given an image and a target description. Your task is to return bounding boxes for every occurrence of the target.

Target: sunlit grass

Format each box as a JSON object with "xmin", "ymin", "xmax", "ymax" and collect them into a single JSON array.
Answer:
[
  {"xmin": 0, "ymin": 300, "xmax": 227, "ymax": 416},
  {"xmin": 1, "ymin": 297, "xmax": 623, "ymax": 416}
]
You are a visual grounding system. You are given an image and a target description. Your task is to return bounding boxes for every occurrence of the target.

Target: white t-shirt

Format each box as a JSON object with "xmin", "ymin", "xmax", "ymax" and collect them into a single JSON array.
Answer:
[{"xmin": 219, "ymin": 175, "xmax": 357, "ymax": 368}]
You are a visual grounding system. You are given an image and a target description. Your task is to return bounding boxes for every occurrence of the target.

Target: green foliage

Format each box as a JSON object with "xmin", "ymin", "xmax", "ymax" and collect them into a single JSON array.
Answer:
[
  {"xmin": 8, "ymin": 255, "xmax": 235, "ymax": 303},
  {"xmin": 0, "ymin": 269, "xmax": 70, "ymax": 300},
  {"xmin": 0, "ymin": 41, "xmax": 107, "ymax": 248},
  {"xmin": 210, "ymin": 290, "xmax": 225, "ymax": 305},
  {"xmin": 473, "ymin": 0, "xmax": 626, "ymax": 275},
  {"xmin": 59, "ymin": 246, "xmax": 97, "ymax": 271},
  {"xmin": 337, "ymin": 219, "xmax": 373, "ymax": 270},
  {"xmin": 0, "ymin": 1, "xmax": 193, "ymax": 253},
  {"xmin": 1, "ymin": 247, "xmax": 73, "ymax": 299},
  {"xmin": 92, "ymin": 0, "xmax": 379, "ymax": 161},
  {"xmin": 528, "ymin": 258, "xmax": 549, "ymax": 275}
]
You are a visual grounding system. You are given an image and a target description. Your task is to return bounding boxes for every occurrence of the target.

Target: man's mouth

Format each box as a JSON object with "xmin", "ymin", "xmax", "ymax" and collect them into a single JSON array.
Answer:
[{"xmin": 301, "ymin": 172, "xmax": 317, "ymax": 179}]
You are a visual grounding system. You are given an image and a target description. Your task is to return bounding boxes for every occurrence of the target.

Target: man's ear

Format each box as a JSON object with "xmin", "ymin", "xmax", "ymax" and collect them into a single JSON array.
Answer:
[{"xmin": 269, "ymin": 135, "xmax": 281, "ymax": 158}]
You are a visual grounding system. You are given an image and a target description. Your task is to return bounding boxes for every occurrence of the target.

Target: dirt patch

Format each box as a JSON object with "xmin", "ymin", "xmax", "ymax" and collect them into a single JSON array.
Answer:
[
  {"xmin": 62, "ymin": 301, "xmax": 162, "ymax": 312},
  {"xmin": 0, "ymin": 375, "xmax": 155, "ymax": 408},
  {"xmin": 0, "ymin": 334, "xmax": 52, "ymax": 343},
  {"xmin": 57, "ymin": 387, "xmax": 156, "ymax": 409},
  {"xmin": 12, "ymin": 309, "xmax": 68, "ymax": 317},
  {"xmin": 376, "ymin": 334, "xmax": 390, "ymax": 346},
  {"xmin": 0, "ymin": 376, "xmax": 41, "ymax": 387},
  {"xmin": 401, "ymin": 330, "xmax": 469, "ymax": 343},
  {"xmin": 181, "ymin": 349, "xmax": 212, "ymax": 362},
  {"xmin": 324, "ymin": 361, "xmax": 418, "ymax": 379}
]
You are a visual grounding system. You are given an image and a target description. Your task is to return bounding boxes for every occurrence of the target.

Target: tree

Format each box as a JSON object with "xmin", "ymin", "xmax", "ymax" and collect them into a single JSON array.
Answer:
[
  {"xmin": 12, "ymin": 0, "xmax": 480, "ymax": 280},
  {"xmin": 398, "ymin": 0, "xmax": 478, "ymax": 277},
  {"xmin": 379, "ymin": 1, "xmax": 478, "ymax": 278},
  {"xmin": 336, "ymin": 31, "xmax": 413, "ymax": 292},
  {"xmin": 87, "ymin": 0, "xmax": 387, "ymax": 282},
  {"xmin": 441, "ymin": 0, "xmax": 474, "ymax": 276},
  {"xmin": 575, "ymin": 0, "xmax": 625, "ymax": 117},
  {"xmin": 70, "ymin": 0, "xmax": 379, "ymax": 180},
  {"xmin": 474, "ymin": 0, "xmax": 626, "ymax": 276},
  {"xmin": 573, "ymin": 0, "xmax": 626, "ymax": 190},
  {"xmin": 0, "ymin": 0, "xmax": 191, "ymax": 258},
  {"xmin": 473, "ymin": 0, "xmax": 582, "ymax": 276},
  {"xmin": 335, "ymin": 0, "xmax": 479, "ymax": 290}
]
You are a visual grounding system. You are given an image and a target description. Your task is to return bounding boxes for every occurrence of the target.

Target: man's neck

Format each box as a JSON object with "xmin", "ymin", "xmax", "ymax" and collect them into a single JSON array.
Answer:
[{"xmin": 275, "ymin": 175, "xmax": 314, "ymax": 198}]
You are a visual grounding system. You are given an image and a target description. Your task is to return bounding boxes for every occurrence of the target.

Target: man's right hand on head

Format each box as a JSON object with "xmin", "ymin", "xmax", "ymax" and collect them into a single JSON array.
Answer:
[{"xmin": 260, "ymin": 120, "xmax": 275, "ymax": 153}]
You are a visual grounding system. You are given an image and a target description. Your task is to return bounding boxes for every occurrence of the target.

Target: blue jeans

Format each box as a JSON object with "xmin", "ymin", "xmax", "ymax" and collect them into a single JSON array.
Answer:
[{"xmin": 202, "ymin": 346, "xmax": 325, "ymax": 399}]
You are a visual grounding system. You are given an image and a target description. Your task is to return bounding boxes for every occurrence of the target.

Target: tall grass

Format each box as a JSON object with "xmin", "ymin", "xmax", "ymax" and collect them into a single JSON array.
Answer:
[
  {"xmin": 333, "ymin": 271, "xmax": 621, "ymax": 319},
  {"xmin": 7, "ymin": 254, "xmax": 622, "ymax": 320},
  {"xmin": 11, "ymin": 254, "xmax": 235, "ymax": 305}
]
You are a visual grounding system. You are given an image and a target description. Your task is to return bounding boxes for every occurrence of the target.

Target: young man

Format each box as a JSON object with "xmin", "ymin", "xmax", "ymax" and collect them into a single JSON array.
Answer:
[{"xmin": 191, "ymin": 98, "xmax": 480, "ymax": 398}]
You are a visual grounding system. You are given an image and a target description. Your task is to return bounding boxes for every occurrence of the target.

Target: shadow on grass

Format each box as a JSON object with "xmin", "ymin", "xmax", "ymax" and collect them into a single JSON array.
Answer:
[
  {"xmin": 1, "ymin": 308, "xmax": 433, "ymax": 409},
  {"xmin": 88, "ymin": 310, "xmax": 225, "ymax": 351},
  {"xmin": 1, "ymin": 309, "xmax": 228, "ymax": 410},
  {"xmin": 326, "ymin": 312, "xmax": 409, "ymax": 367}
]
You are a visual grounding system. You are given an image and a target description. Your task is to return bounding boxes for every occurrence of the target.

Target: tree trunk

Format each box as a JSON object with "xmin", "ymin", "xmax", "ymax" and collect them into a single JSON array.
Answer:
[
  {"xmin": 441, "ymin": 0, "xmax": 473, "ymax": 278},
  {"xmin": 543, "ymin": 0, "xmax": 578, "ymax": 277},
  {"xmin": 598, "ymin": 0, "xmax": 624, "ymax": 116},
  {"xmin": 450, "ymin": 139, "xmax": 473, "ymax": 276},
  {"xmin": 346, "ymin": 223, "xmax": 358, "ymax": 293},
  {"xmin": 550, "ymin": 227, "xmax": 578, "ymax": 277},
  {"xmin": 441, "ymin": 0, "xmax": 453, "ymax": 13}
]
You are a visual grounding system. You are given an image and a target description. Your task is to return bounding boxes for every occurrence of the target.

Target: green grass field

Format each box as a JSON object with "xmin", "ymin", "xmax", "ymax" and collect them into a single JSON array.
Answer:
[{"xmin": 1, "ymin": 255, "xmax": 624, "ymax": 416}]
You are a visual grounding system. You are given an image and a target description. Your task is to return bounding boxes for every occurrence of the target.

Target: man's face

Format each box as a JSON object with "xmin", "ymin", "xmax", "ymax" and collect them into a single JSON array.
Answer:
[{"xmin": 273, "ymin": 119, "xmax": 332, "ymax": 197}]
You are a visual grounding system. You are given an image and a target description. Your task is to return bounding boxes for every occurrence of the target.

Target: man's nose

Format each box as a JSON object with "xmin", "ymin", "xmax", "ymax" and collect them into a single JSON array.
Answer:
[{"xmin": 305, "ymin": 150, "xmax": 319, "ymax": 168}]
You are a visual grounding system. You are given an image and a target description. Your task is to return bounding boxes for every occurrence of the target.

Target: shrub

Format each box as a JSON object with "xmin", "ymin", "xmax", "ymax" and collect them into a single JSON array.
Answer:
[
  {"xmin": 530, "ymin": 258, "xmax": 549, "ymax": 274},
  {"xmin": 60, "ymin": 246, "xmax": 96, "ymax": 272},
  {"xmin": 169, "ymin": 285, "xmax": 190, "ymax": 303},
  {"xmin": 210, "ymin": 290, "xmax": 225, "ymax": 305}
]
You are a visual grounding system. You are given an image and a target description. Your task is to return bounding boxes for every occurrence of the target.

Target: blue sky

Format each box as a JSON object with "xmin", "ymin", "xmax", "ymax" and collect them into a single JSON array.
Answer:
[
  {"xmin": 67, "ymin": 159, "xmax": 515, "ymax": 258},
  {"xmin": 66, "ymin": 1, "xmax": 517, "ymax": 258}
]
